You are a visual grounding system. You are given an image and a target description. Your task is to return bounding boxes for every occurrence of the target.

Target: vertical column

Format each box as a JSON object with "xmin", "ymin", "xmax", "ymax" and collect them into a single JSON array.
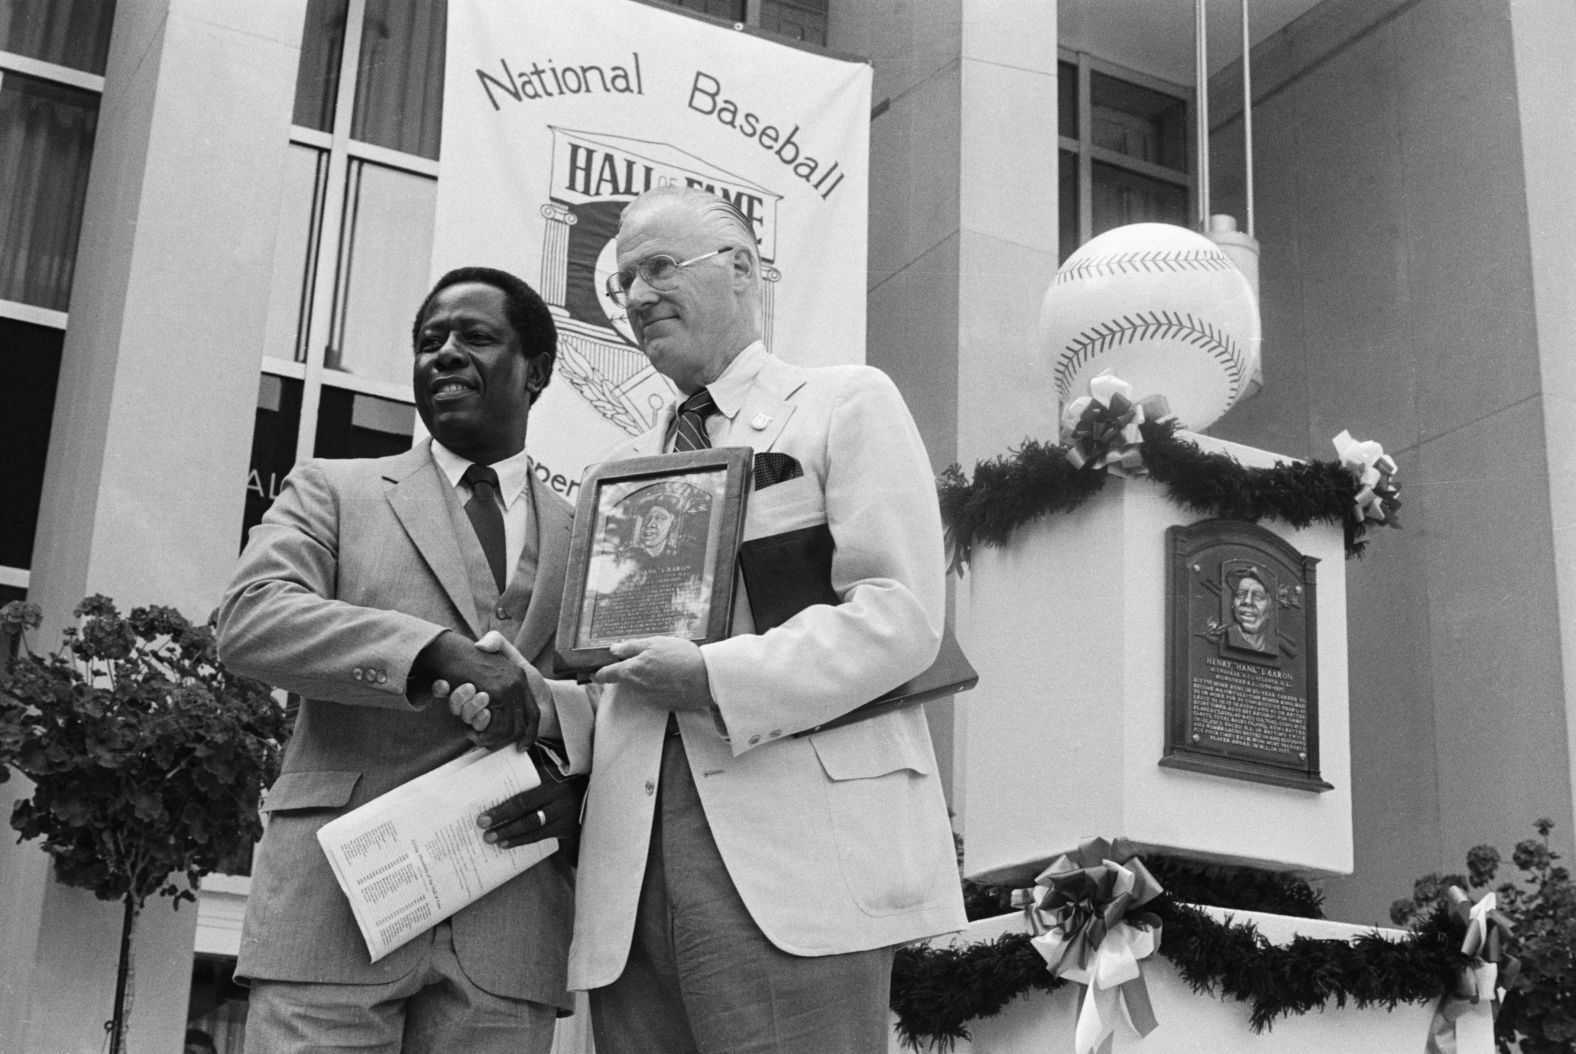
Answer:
[
  {"xmin": 760, "ymin": 264, "xmax": 781, "ymax": 352},
  {"xmin": 953, "ymin": 0, "xmax": 1060, "ymax": 850},
  {"xmin": 0, "ymin": 1, "xmax": 307, "ymax": 1050},
  {"xmin": 841, "ymin": 0, "xmax": 965, "ymax": 801},
  {"xmin": 1508, "ymin": 0, "xmax": 1576, "ymax": 863},
  {"xmin": 538, "ymin": 202, "xmax": 577, "ymax": 310},
  {"xmin": 955, "ymin": 0, "xmax": 1060, "ymax": 467}
]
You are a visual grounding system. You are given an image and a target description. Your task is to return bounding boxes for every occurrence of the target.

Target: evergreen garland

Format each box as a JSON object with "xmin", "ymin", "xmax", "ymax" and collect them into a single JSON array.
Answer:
[
  {"xmin": 960, "ymin": 855, "xmax": 1326, "ymax": 926},
  {"xmin": 891, "ymin": 895, "xmax": 1462, "ymax": 1050},
  {"xmin": 891, "ymin": 933, "xmax": 1066, "ymax": 1051},
  {"xmin": 1144, "ymin": 856, "xmax": 1326, "ymax": 920},
  {"xmin": 938, "ymin": 419, "xmax": 1396, "ymax": 571}
]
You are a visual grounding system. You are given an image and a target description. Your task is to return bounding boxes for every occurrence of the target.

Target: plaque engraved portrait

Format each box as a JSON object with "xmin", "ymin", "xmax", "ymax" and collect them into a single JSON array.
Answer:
[
  {"xmin": 585, "ymin": 479, "xmax": 715, "ymax": 642},
  {"xmin": 556, "ymin": 447, "xmax": 752, "ymax": 676},
  {"xmin": 1163, "ymin": 520, "xmax": 1331, "ymax": 791}
]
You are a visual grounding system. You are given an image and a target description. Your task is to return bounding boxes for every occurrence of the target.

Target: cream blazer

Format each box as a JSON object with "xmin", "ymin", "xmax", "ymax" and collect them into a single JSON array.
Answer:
[{"xmin": 568, "ymin": 351, "xmax": 967, "ymax": 989}]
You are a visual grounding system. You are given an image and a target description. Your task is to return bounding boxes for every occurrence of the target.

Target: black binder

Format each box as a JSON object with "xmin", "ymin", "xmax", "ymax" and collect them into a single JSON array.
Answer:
[{"xmin": 736, "ymin": 523, "xmax": 979, "ymax": 735}]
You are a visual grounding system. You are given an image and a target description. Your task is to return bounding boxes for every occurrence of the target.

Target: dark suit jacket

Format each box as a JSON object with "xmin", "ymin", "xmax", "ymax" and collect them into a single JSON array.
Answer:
[{"xmin": 217, "ymin": 442, "xmax": 580, "ymax": 1009}]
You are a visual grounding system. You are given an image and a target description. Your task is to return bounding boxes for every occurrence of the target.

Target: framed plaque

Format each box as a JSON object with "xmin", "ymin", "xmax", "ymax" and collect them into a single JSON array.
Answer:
[
  {"xmin": 556, "ymin": 446, "xmax": 753, "ymax": 675},
  {"xmin": 1162, "ymin": 520, "xmax": 1331, "ymax": 791}
]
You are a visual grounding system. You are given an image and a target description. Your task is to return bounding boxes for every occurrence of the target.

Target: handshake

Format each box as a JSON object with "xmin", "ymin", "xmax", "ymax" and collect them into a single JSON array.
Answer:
[
  {"xmin": 413, "ymin": 628, "xmax": 546, "ymax": 751},
  {"xmin": 410, "ymin": 629, "xmax": 577, "ymax": 852}
]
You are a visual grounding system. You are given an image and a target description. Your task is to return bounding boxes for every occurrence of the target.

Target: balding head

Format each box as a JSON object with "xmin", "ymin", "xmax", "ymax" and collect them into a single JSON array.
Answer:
[
  {"xmin": 618, "ymin": 187, "xmax": 759, "ymax": 277},
  {"xmin": 613, "ymin": 187, "xmax": 765, "ymax": 393}
]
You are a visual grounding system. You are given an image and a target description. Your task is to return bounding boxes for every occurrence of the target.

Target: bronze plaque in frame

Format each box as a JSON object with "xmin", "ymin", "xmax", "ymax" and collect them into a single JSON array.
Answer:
[
  {"xmin": 1162, "ymin": 520, "xmax": 1331, "ymax": 791},
  {"xmin": 556, "ymin": 447, "xmax": 752, "ymax": 675}
]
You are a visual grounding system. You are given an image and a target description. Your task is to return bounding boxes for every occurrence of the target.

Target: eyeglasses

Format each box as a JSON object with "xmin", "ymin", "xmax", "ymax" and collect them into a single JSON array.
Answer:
[{"xmin": 604, "ymin": 247, "xmax": 734, "ymax": 306}]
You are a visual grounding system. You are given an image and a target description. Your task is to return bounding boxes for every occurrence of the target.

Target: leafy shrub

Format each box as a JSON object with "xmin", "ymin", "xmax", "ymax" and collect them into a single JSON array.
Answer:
[
  {"xmin": 0, "ymin": 595, "xmax": 289, "ymax": 1052},
  {"xmin": 1392, "ymin": 820, "xmax": 1576, "ymax": 1053},
  {"xmin": 0, "ymin": 595, "xmax": 287, "ymax": 905}
]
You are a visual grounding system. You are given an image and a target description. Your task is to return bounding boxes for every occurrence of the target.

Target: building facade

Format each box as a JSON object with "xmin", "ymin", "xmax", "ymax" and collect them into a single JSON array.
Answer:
[{"xmin": 2, "ymin": 0, "xmax": 1573, "ymax": 1049}]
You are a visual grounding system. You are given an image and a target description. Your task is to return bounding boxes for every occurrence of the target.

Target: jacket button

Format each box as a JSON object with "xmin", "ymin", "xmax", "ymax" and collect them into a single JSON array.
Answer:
[
  {"xmin": 644, "ymin": 779, "xmax": 656, "ymax": 795},
  {"xmin": 496, "ymin": 605, "xmax": 511, "ymax": 620},
  {"xmin": 376, "ymin": 671, "xmax": 387, "ymax": 684},
  {"xmin": 748, "ymin": 735, "xmax": 761, "ymax": 745},
  {"xmin": 768, "ymin": 730, "xmax": 781, "ymax": 738},
  {"xmin": 352, "ymin": 667, "xmax": 363, "ymax": 681}
]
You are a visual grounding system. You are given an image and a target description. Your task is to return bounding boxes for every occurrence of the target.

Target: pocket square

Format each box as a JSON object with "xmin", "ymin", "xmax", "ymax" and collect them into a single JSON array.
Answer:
[{"xmin": 753, "ymin": 451, "xmax": 803, "ymax": 490}]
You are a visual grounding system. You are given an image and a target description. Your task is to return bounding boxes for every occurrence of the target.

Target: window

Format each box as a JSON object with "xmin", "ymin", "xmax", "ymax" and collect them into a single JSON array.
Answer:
[
  {"xmin": 0, "ymin": 1, "xmax": 115, "ymax": 74},
  {"xmin": 654, "ymin": 0, "xmax": 829, "ymax": 47},
  {"xmin": 0, "ymin": 318, "xmax": 61, "ymax": 585},
  {"xmin": 0, "ymin": 0, "xmax": 116, "ymax": 596},
  {"xmin": 0, "ymin": 73, "xmax": 98, "ymax": 311},
  {"xmin": 1058, "ymin": 52, "xmax": 1191, "ymax": 261},
  {"xmin": 247, "ymin": 0, "xmax": 440, "ymax": 535}
]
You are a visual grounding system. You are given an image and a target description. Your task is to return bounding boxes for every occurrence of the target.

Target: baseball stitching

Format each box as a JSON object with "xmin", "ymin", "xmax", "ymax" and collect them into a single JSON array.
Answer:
[
  {"xmin": 1053, "ymin": 249, "xmax": 1232, "ymax": 287},
  {"xmin": 1053, "ymin": 310, "xmax": 1246, "ymax": 404}
]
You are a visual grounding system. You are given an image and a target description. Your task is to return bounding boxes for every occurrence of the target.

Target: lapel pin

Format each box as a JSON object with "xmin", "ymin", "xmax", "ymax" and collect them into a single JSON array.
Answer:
[{"xmin": 751, "ymin": 413, "xmax": 772, "ymax": 430}]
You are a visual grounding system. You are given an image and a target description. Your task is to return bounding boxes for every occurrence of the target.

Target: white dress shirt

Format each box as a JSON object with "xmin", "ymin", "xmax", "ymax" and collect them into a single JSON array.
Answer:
[
  {"xmin": 430, "ymin": 439, "xmax": 532, "ymax": 578},
  {"xmin": 667, "ymin": 340, "xmax": 770, "ymax": 450}
]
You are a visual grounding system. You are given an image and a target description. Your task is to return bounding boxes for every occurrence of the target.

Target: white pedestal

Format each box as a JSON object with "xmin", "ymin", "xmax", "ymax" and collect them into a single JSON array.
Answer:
[
  {"xmin": 889, "ymin": 911, "xmax": 1484, "ymax": 1054},
  {"xmin": 957, "ymin": 436, "xmax": 1353, "ymax": 883}
]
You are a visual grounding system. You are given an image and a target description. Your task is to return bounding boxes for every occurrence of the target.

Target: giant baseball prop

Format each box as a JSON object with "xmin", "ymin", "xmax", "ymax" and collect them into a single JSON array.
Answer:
[{"xmin": 1041, "ymin": 223, "xmax": 1261, "ymax": 431}]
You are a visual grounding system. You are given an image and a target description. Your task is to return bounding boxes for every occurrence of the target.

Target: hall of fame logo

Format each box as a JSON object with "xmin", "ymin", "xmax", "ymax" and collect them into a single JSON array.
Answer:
[{"xmin": 537, "ymin": 127, "xmax": 784, "ymax": 436}]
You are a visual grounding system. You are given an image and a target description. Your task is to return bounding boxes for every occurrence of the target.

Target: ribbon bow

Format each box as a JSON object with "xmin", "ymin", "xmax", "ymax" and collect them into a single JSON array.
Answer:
[
  {"xmin": 1332, "ymin": 429, "xmax": 1402, "ymax": 526},
  {"xmin": 1020, "ymin": 838, "xmax": 1164, "ymax": 1054},
  {"xmin": 1061, "ymin": 371, "xmax": 1174, "ymax": 477},
  {"xmin": 1425, "ymin": 887, "xmax": 1520, "ymax": 1054}
]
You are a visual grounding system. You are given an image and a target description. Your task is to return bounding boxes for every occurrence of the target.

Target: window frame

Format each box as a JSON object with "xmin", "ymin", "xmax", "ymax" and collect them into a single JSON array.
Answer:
[
  {"xmin": 270, "ymin": 0, "xmax": 436, "ymax": 468},
  {"xmin": 0, "ymin": 49, "xmax": 106, "ymax": 594},
  {"xmin": 1059, "ymin": 48, "xmax": 1194, "ymax": 252},
  {"xmin": 631, "ymin": 0, "xmax": 847, "ymax": 59},
  {"xmin": 0, "ymin": 50, "xmax": 105, "ymax": 93}
]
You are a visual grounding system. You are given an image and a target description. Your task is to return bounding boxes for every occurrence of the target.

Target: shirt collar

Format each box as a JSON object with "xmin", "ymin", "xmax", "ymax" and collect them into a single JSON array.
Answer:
[
  {"xmin": 700, "ymin": 340, "xmax": 768, "ymax": 422},
  {"xmin": 430, "ymin": 439, "xmax": 532, "ymax": 509}
]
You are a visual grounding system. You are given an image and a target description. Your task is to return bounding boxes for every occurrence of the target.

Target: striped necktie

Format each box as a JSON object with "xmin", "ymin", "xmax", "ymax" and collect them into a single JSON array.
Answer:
[
  {"xmin": 665, "ymin": 387, "xmax": 717, "ymax": 737},
  {"xmin": 671, "ymin": 387, "xmax": 717, "ymax": 451}
]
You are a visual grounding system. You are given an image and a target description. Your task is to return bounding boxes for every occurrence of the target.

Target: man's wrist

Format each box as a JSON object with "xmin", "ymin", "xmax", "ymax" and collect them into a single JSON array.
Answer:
[
  {"xmin": 407, "ymin": 628, "xmax": 463, "ymax": 703},
  {"xmin": 411, "ymin": 629, "xmax": 465, "ymax": 676}
]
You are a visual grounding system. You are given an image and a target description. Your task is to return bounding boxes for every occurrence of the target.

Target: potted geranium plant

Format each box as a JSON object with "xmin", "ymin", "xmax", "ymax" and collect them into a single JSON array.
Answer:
[
  {"xmin": 0, "ymin": 596, "xmax": 287, "ymax": 1054},
  {"xmin": 1393, "ymin": 819, "xmax": 1576, "ymax": 1053}
]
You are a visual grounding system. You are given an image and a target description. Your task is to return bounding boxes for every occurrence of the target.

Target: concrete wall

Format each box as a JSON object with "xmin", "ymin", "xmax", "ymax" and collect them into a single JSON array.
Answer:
[
  {"xmin": 835, "ymin": 0, "xmax": 1059, "ymax": 808},
  {"xmin": 835, "ymin": 0, "xmax": 964, "ymax": 474},
  {"xmin": 1207, "ymin": 0, "xmax": 1573, "ymax": 922},
  {"xmin": 1506, "ymin": 0, "xmax": 1576, "ymax": 916}
]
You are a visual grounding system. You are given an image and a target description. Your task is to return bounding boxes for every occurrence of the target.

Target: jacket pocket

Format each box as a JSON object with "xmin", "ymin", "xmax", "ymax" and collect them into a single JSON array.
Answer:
[
  {"xmin": 809, "ymin": 722, "xmax": 942, "ymax": 915},
  {"xmin": 260, "ymin": 770, "xmax": 361, "ymax": 813},
  {"xmin": 809, "ymin": 721, "xmax": 933, "ymax": 779}
]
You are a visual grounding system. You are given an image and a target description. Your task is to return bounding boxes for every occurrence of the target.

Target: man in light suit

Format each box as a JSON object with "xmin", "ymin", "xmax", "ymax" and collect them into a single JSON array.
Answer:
[
  {"xmin": 570, "ymin": 186, "xmax": 967, "ymax": 1052},
  {"xmin": 217, "ymin": 267, "xmax": 591, "ymax": 1054}
]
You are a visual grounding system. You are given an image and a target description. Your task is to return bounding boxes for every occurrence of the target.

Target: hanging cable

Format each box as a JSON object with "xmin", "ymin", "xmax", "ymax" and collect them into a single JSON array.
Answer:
[
  {"xmin": 1195, "ymin": 0, "xmax": 1210, "ymax": 228},
  {"xmin": 1242, "ymin": 0, "xmax": 1254, "ymax": 238}
]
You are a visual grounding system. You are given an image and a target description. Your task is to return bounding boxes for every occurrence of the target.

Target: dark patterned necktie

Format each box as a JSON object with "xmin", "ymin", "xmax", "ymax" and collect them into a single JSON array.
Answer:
[
  {"xmin": 671, "ymin": 388, "xmax": 717, "ymax": 451},
  {"xmin": 461, "ymin": 463, "xmax": 508, "ymax": 592},
  {"xmin": 665, "ymin": 388, "xmax": 716, "ymax": 737}
]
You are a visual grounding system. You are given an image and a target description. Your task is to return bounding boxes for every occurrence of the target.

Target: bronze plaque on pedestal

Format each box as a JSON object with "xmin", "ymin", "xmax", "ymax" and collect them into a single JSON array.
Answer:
[{"xmin": 1163, "ymin": 520, "xmax": 1331, "ymax": 791}]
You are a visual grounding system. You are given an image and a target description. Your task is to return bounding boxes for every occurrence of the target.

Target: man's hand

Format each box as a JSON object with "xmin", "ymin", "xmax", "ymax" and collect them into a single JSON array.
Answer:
[
  {"xmin": 435, "ymin": 632, "xmax": 535, "ymax": 736},
  {"xmin": 412, "ymin": 630, "xmax": 539, "ymax": 749},
  {"xmin": 592, "ymin": 637, "xmax": 712, "ymax": 712},
  {"xmin": 477, "ymin": 770, "xmax": 587, "ymax": 855}
]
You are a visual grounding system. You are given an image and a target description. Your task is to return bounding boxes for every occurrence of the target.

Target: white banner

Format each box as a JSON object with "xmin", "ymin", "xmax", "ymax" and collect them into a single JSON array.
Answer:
[{"xmin": 434, "ymin": 0, "xmax": 873, "ymax": 500}]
